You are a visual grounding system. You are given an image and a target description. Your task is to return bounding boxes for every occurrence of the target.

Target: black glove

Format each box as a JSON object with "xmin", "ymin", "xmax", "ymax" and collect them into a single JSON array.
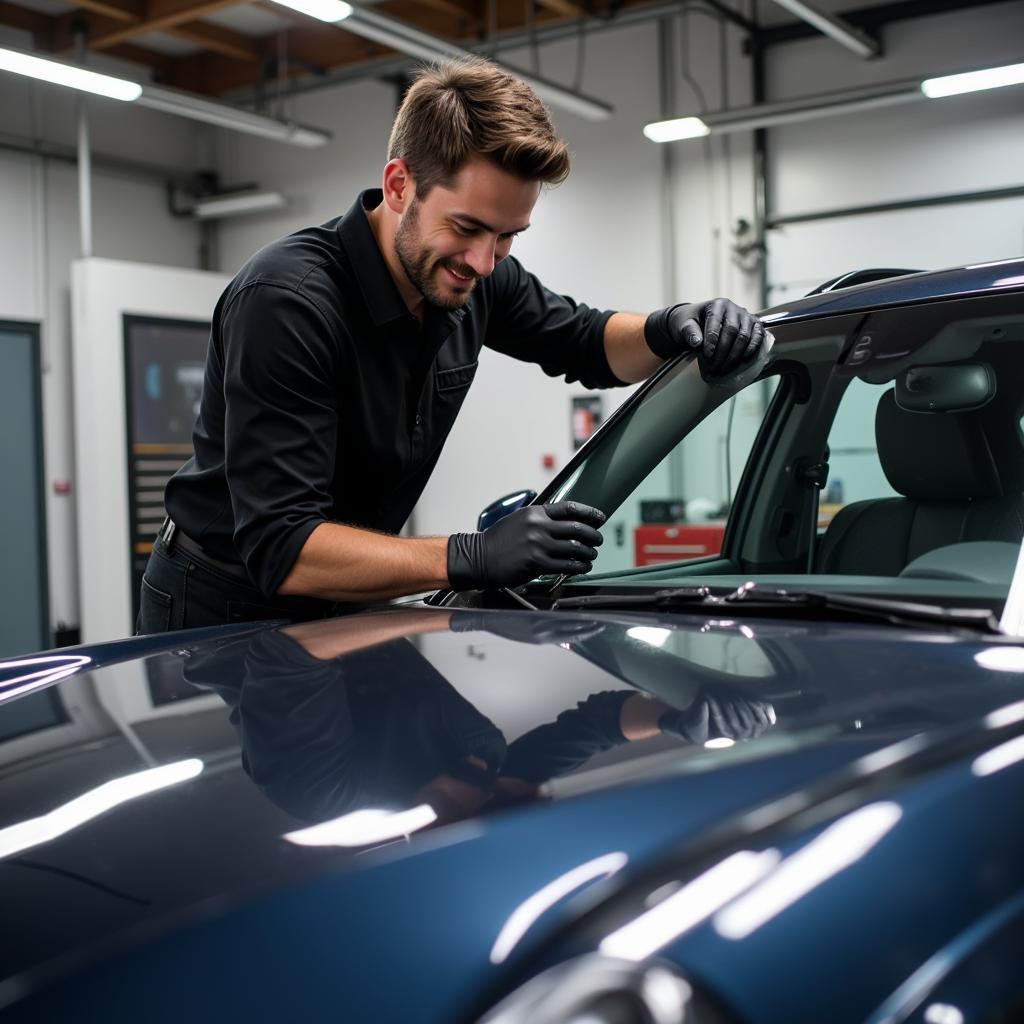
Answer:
[
  {"xmin": 644, "ymin": 298, "xmax": 766, "ymax": 378},
  {"xmin": 657, "ymin": 684, "xmax": 776, "ymax": 744},
  {"xmin": 450, "ymin": 610, "xmax": 606, "ymax": 646},
  {"xmin": 447, "ymin": 501, "xmax": 606, "ymax": 590}
]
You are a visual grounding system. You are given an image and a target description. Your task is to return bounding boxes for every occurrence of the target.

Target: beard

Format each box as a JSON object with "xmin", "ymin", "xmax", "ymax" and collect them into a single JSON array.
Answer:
[{"xmin": 394, "ymin": 199, "xmax": 479, "ymax": 311}]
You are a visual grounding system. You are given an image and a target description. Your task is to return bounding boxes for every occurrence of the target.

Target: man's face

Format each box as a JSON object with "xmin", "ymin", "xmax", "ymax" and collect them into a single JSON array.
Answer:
[{"xmin": 394, "ymin": 156, "xmax": 541, "ymax": 311}]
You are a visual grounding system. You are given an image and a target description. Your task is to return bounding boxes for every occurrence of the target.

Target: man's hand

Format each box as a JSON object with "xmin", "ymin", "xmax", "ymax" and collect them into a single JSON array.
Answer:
[
  {"xmin": 657, "ymin": 684, "xmax": 776, "ymax": 744},
  {"xmin": 644, "ymin": 298, "xmax": 767, "ymax": 377},
  {"xmin": 447, "ymin": 501, "xmax": 605, "ymax": 590}
]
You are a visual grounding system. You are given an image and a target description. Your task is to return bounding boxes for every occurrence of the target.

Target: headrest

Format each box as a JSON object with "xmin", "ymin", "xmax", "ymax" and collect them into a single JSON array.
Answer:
[{"xmin": 875, "ymin": 389, "xmax": 1002, "ymax": 501}]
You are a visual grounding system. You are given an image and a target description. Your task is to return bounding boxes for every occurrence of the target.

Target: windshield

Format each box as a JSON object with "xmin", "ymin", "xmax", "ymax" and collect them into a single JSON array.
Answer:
[{"xmin": 531, "ymin": 290, "xmax": 1024, "ymax": 612}]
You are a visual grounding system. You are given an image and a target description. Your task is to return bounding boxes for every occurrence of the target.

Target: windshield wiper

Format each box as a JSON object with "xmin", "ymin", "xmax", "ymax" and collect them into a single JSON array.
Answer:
[{"xmin": 553, "ymin": 581, "xmax": 1002, "ymax": 633}]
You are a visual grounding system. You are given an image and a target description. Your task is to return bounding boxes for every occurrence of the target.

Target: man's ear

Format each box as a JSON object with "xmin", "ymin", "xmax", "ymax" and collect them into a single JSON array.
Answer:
[{"xmin": 382, "ymin": 159, "xmax": 415, "ymax": 214}]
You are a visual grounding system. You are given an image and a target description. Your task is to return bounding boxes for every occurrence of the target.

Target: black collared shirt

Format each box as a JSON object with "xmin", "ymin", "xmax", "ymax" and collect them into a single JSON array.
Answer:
[{"xmin": 165, "ymin": 189, "xmax": 621, "ymax": 597}]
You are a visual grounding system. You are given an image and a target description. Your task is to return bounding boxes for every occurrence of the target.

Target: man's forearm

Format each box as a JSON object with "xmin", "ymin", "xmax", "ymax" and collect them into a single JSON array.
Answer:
[
  {"xmin": 603, "ymin": 311, "xmax": 662, "ymax": 384},
  {"xmin": 277, "ymin": 521, "xmax": 450, "ymax": 602}
]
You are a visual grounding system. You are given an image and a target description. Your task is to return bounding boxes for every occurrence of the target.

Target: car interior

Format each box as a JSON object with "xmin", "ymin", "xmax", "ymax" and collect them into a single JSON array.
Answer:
[{"xmin": 438, "ymin": 290, "xmax": 1024, "ymax": 617}]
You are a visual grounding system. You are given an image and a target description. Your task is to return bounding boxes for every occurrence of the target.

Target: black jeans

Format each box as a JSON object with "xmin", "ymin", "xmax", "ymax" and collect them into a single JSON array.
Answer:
[{"xmin": 137, "ymin": 535, "xmax": 340, "ymax": 634}]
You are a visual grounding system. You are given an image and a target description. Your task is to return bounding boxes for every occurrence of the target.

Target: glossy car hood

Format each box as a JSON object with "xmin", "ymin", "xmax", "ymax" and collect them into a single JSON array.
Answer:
[{"xmin": 3, "ymin": 606, "xmax": 1024, "ymax": 1016}]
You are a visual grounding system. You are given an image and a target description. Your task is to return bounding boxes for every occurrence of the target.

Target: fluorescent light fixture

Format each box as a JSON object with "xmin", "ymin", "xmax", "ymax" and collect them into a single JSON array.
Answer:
[
  {"xmin": 770, "ymin": 0, "xmax": 878, "ymax": 59},
  {"xmin": 138, "ymin": 84, "xmax": 331, "ymax": 147},
  {"xmin": 283, "ymin": 804, "xmax": 437, "ymax": 847},
  {"xmin": 0, "ymin": 45, "xmax": 141, "ymax": 101},
  {"xmin": 269, "ymin": 0, "xmax": 353, "ymax": 20},
  {"xmin": 0, "ymin": 759, "xmax": 204, "ymax": 860},
  {"xmin": 194, "ymin": 190, "xmax": 287, "ymax": 219},
  {"xmin": 922, "ymin": 62, "xmax": 1024, "ymax": 99},
  {"xmin": 599, "ymin": 850, "xmax": 779, "ymax": 961},
  {"xmin": 333, "ymin": 5, "xmax": 612, "ymax": 121},
  {"xmin": 643, "ymin": 117, "xmax": 710, "ymax": 142},
  {"xmin": 644, "ymin": 83, "xmax": 922, "ymax": 143},
  {"xmin": 714, "ymin": 802, "xmax": 902, "ymax": 939},
  {"xmin": 490, "ymin": 852, "xmax": 628, "ymax": 964}
]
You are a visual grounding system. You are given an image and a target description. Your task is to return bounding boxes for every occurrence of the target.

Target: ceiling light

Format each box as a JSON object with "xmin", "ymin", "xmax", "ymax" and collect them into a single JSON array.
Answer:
[
  {"xmin": 643, "ymin": 116, "xmax": 710, "ymax": 142},
  {"xmin": 193, "ymin": 190, "xmax": 287, "ymax": 219},
  {"xmin": 268, "ymin": 0, "xmax": 353, "ymax": 22},
  {"xmin": 644, "ymin": 81, "xmax": 923, "ymax": 142},
  {"xmin": 336, "ymin": 5, "xmax": 612, "ymax": 121},
  {"xmin": 0, "ymin": 45, "xmax": 141, "ymax": 101},
  {"xmin": 138, "ymin": 84, "xmax": 331, "ymax": 147},
  {"xmin": 922, "ymin": 61, "xmax": 1024, "ymax": 99},
  {"xmin": 770, "ymin": 0, "xmax": 878, "ymax": 59}
]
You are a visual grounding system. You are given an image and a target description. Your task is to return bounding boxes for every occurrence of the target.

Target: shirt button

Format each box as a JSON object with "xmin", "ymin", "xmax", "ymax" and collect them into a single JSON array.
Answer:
[{"xmin": 415, "ymin": 414, "xmax": 422, "ymax": 426}]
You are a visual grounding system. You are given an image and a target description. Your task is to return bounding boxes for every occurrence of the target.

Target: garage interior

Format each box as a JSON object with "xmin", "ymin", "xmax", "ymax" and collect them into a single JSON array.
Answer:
[{"xmin": 0, "ymin": 0, "xmax": 1022, "ymax": 655}]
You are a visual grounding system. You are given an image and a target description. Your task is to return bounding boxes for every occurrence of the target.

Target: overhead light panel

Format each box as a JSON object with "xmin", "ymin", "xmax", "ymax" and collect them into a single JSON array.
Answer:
[
  {"xmin": 643, "ymin": 116, "xmax": 710, "ymax": 142},
  {"xmin": 0, "ymin": 45, "xmax": 141, "ymax": 101},
  {"xmin": 268, "ymin": 0, "xmax": 353, "ymax": 22},
  {"xmin": 138, "ymin": 84, "xmax": 331, "ymax": 147},
  {"xmin": 770, "ymin": 0, "xmax": 878, "ymax": 59},
  {"xmin": 643, "ymin": 81, "xmax": 921, "ymax": 142},
  {"xmin": 922, "ymin": 61, "xmax": 1024, "ymax": 99},
  {"xmin": 193, "ymin": 190, "xmax": 288, "ymax": 219}
]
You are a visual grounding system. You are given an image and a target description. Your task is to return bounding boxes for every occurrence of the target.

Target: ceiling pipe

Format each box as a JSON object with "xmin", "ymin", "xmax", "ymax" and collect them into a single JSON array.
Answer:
[{"xmin": 769, "ymin": 0, "xmax": 879, "ymax": 58}]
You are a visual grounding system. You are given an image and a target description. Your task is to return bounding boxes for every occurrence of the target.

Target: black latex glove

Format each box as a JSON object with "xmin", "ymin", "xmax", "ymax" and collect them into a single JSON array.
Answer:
[
  {"xmin": 644, "ymin": 298, "xmax": 766, "ymax": 378},
  {"xmin": 447, "ymin": 501, "xmax": 606, "ymax": 591},
  {"xmin": 450, "ymin": 611, "xmax": 606, "ymax": 646},
  {"xmin": 657, "ymin": 684, "xmax": 776, "ymax": 744}
]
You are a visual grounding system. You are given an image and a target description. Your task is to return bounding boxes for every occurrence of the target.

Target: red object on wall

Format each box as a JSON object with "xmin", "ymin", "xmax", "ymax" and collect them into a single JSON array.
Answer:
[
  {"xmin": 634, "ymin": 523, "xmax": 726, "ymax": 567},
  {"xmin": 542, "ymin": 453, "xmax": 556, "ymax": 470}
]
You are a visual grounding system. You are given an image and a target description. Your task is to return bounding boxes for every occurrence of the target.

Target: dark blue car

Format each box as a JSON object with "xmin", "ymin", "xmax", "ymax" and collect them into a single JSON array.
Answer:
[{"xmin": 2, "ymin": 259, "xmax": 1024, "ymax": 1022}]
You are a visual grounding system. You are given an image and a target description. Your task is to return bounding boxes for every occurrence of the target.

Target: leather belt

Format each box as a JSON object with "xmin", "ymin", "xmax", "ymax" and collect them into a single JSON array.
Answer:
[{"xmin": 158, "ymin": 517, "xmax": 252, "ymax": 584}]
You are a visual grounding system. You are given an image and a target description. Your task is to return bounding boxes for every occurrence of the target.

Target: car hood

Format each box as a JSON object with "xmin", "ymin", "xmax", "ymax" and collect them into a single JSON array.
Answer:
[{"xmin": 3, "ymin": 606, "xmax": 1024, "ymax": 1017}]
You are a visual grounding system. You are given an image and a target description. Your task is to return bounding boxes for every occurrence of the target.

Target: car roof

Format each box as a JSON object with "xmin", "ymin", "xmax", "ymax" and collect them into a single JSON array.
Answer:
[{"xmin": 762, "ymin": 257, "xmax": 1024, "ymax": 324}]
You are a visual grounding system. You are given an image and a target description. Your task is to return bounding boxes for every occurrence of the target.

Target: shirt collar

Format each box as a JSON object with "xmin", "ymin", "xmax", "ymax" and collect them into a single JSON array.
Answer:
[{"xmin": 337, "ymin": 189, "xmax": 414, "ymax": 328}]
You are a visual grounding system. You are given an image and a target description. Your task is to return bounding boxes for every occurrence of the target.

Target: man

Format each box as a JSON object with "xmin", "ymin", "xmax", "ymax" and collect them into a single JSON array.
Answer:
[{"xmin": 138, "ymin": 57, "xmax": 767, "ymax": 634}]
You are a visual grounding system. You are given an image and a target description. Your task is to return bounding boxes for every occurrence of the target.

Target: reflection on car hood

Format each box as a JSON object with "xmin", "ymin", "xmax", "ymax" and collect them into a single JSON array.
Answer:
[{"xmin": 2, "ymin": 606, "xmax": 1024, "ymax": 1015}]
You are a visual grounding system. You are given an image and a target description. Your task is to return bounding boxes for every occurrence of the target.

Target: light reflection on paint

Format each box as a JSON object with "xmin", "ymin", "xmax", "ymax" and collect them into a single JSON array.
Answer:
[
  {"xmin": 490, "ymin": 852, "xmax": 628, "ymax": 964},
  {"xmin": 0, "ymin": 654, "xmax": 92, "ymax": 703},
  {"xmin": 984, "ymin": 700, "xmax": 1024, "ymax": 729},
  {"xmin": 974, "ymin": 648, "xmax": 1024, "ymax": 674},
  {"xmin": 599, "ymin": 850, "xmax": 780, "ymax": 961},
  {"xmin": 714, "ymin": 802, "xmax": 902, "ymax": 940},
  {"xmin": 972, "ymin": 735, "xmax": 1024, "ymax": 777},
  {"xmin": 626, "ymin": 627, "xmax": 670, "ymax": 648},
  {"xmin": 283, "ymin": 804, "xmax": 437, "ymax": 847},
  {"xmin": 0, "ymin": 759, "xmax": 204, "ymax": 860}
]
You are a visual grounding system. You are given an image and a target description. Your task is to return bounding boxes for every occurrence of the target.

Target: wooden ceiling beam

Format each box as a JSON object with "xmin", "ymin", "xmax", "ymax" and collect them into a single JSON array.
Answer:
[
  {"xmin": 165, "ymin": 20, "xmax": 261, "ymax": 59},
  {"xmin": 53, "ymin": 0, "xmax": 252, "ymax": 51},
  {"xmin": 0, "ymin": 1, "xmax": 54, "ymax": 47},
  {"xmin": 71, "ymin": 0, "xmax": 141, "ymax": 24}
]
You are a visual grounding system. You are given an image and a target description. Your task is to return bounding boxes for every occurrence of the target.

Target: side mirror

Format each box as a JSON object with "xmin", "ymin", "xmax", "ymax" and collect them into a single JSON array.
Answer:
[{"xmin": 477, "ymin": 490, "xmax": 537, "ymax": 531}]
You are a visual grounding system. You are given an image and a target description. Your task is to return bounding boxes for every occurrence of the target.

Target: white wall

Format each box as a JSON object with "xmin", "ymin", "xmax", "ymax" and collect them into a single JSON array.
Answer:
[{"xmin": 0, "ymin": 68, "xmax": 205, "ymax": 639}]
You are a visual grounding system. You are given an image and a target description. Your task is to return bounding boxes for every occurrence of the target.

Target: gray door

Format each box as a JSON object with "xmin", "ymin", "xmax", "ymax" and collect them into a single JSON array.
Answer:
[{"xmin": 0, "ymin": 323, "xmax": 47, "ymax": 657}]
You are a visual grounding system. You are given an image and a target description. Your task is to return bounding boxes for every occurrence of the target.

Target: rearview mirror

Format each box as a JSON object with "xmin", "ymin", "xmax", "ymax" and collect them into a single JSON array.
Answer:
[
  {"xmin": 895, "ymin": 363, "xmax": 995, "ymax": 413},
  {"xmin": 478, "ymin": 490, "xmax": 537, "ymax": 531}
]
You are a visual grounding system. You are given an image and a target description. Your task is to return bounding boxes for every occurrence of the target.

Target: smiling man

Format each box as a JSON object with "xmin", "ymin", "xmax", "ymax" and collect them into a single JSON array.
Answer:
[{"xmin": 139, "ymin": 57, "xmax": 767, "ymax": 633}]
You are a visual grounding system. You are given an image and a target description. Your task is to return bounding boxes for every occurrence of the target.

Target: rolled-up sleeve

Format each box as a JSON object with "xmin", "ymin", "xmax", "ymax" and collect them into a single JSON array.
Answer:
[
  {"xmin": 221, "ymin": 283, "xmax": 338, "ymax": 595},
  {"xmin": 484, "ymin": 256, "xmax": 624, "ymax": 389}
]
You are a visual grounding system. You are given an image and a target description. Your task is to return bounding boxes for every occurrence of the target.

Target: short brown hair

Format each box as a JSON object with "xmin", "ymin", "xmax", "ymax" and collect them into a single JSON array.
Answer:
[{"xmin": 388, "ymin": 57, "xmax": 571, "ymax": 197}]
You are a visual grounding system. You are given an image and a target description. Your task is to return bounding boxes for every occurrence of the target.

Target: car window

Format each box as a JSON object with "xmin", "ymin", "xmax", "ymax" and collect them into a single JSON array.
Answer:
[
  {"xmin": 589, "ymin": 378, "xmax": 780, "ymax": 574},
  {"xmin": 822, "ymin": 377, "xmax": 898, "ymax": 527}
]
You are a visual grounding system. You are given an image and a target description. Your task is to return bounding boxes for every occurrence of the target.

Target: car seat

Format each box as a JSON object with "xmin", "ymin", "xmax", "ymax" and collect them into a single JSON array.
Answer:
[{"xmin": 816, "ymin": 389, "xmax": 1024, "ymax": 575}]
